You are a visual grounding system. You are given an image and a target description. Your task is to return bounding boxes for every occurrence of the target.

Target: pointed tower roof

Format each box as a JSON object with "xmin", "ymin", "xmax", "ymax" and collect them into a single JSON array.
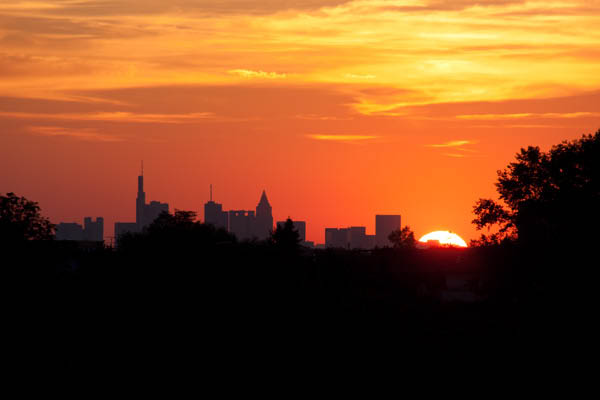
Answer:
[{"xmin": 258, "ymin": 190, "xmax": 270, "ymax": 206}]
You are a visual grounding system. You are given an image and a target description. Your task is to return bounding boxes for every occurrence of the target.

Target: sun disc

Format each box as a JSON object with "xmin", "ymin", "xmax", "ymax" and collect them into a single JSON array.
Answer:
[{"xmin": 419, "ymin": 231, "xmax": 467, "ymax": 247}]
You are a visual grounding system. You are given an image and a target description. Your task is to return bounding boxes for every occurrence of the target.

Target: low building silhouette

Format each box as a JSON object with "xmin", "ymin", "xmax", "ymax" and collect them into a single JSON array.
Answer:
[
  {"xmin": 325, "ymin": 226, "xmax": 375, "ymax": 249},
  {"xmin": 115, "ymin": 222, "xmax": 138, "ymax": 238},
  {"xmin": 56, "ymin": 222, "xmax": 84, "ymax": 241},
  {"xmin": 83, "ymin": 217, "xmax": 103, "ymax": 241},
  {"xmin": 56, "ymin": 217, "xmax": 104, "ymax": 242},
  {"xmin": 325, "ymin": 228, "xmax": 350, "ymax": 249},
  {"xmin": 229, "ymin": 210, "xmax": 255, "ymax": 240}
]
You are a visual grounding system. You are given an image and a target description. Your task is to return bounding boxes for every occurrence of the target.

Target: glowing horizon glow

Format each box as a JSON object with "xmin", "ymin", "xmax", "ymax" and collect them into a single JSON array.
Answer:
[{"xmin": 419, "ymin": 231, "xmax": 468, "ymax": 248}]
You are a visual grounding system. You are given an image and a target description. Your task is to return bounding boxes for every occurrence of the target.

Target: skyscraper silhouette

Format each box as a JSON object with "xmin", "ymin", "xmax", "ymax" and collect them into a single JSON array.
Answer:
[
  {"xmin": 255, "ymin": 190, "xmax": 273, "ymax": 240},
  {"xmin": 136, "ymin": 173, "xmax": 145, "ymax": 231},
  {"xmin": 115, "ymin": 166, "xmax": 168, "ymax": 239}
]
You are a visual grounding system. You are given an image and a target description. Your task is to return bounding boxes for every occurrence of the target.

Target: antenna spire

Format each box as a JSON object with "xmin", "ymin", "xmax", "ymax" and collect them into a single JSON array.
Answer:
[
  {"xmin": 210, "ymin": 184, "xmax": 213, "ymax": 201},
  {"xmin": 141, "ymin": 160, "xmax": 144, "ymax": 176}
]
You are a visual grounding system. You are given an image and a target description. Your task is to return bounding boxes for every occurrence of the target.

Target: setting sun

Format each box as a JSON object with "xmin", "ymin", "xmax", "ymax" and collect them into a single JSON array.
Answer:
[{"xmin": 419, "ymin": 231, "xmax": 468, "ymax": 248}]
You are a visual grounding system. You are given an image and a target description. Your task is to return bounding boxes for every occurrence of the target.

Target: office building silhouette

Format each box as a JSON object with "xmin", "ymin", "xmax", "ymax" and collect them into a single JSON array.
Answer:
[
  {"xmin": 325, "ymin": 227, "xmax": 374, "ymax": 249},
  {"xmin": 204, "ymin": 188, "xmax": 274, "ymax": 241},
  {"xmin": 375, "ymin": 214, "xmax": 401, "ymax": 247},
  {"xmin": 325, "ymin": 215, "xmax": 401, "ymax": 249},
  {"xmin": 55, "ymin": 223, "xmax": 84, "ymax": 241},
  {"xmin": 83, "ymin": 217, "xmax": 104, "ymax": 241},
  {"xmin": 114, "ymin": 222, "xmax": 138, "ymax": 239},
  {"xmin": 56, "ymin": 217, "xmax": 104, "ymax": 242},
  {"xmin": 229, "ymin": 210, "xmax": 256, "ymax": 240},
  {"xmin": 204, "ymin": 185, "xmax": 228, "ymax": 230}
]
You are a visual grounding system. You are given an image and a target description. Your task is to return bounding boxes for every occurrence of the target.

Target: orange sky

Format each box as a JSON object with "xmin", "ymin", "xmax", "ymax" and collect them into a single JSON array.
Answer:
[{"xmin": 1, "ymin": 0, "xmax": 599, "ymax": 243}]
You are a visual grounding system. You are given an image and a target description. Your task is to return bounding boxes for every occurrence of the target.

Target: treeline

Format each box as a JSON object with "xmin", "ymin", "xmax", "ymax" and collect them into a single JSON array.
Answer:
[{"xmin": 8, "ymin": 220, "xmax": 527, "ymax": 372}]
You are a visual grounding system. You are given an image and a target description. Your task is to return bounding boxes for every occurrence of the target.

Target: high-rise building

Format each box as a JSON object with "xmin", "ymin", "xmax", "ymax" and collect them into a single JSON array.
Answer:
[
  {"xmin": 204, "ymin": 185, "xmax": 228, "ymax": 230},
  {"xmin": 136, "ymin": 174, "xmax": 145, "ymax": 230},
  {"xmin": 135, "ymin": 168, "xmax": 169, "ymax": 230},
  {"xmin": 255, "ymin": 190, "xmax": 273, "ymax": 240},
  {"xmin": 115, "ymin": 167, "xmax": 169, "ymax": 239},
  {"xmin": 375, "ymin": 214, "xmax": 401, "ymax": 247}
]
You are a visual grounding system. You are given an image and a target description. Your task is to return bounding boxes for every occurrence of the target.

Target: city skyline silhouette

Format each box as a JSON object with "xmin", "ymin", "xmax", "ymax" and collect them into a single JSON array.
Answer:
[{"xmin": 55, "ymin": 168, "xmax": 408, "ymax": 247}]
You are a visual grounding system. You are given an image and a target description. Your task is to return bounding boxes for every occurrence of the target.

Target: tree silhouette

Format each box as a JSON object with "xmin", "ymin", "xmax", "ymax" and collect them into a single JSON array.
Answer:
[
  {"xmin": 117, "ymin": 209, "xmax": 235, "ymax": 253},
  {"xmin": 472, "ymin": 129, "xmax": 600, "ymax": 246},
  {"xmin": 388, "ymin": 226, "xmax": 416, "ymax": 249},
  {"xmin": 146, "ymin": 209, "xmax": 197, "ymax": 234},
  {"xmin": 0, "ymin": 192, "xmax": 55, "ymax": 242},
  {"xmin": 271, "ymin": 218, "xmax": 301, "ymax": 251}
]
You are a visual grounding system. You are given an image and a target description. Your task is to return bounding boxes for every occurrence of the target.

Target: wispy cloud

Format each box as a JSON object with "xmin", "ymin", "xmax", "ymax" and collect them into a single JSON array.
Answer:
[
  {"xmin": 228, "ymin": 69, "xmax": 287, "ymax": 79},
  {"xmin": 427, "ymin": 139, "xmax": 478, "ymax": 157},
  {"xmin": 344, "ymin": 73, "xmax": 376, "ymax": 79},
  {"xmin": 28, "ymin": 126, "xmax": 123, "ymax": 142},
  {"xmin": 426, "ymin": 140, "xmax": 472, "ymax": 148},
  {"xmin": 295, "ymin": 114, "xmax": 352, "ymax": 121},
  {"xmin": 307, "ymin": 134, "xmax": 377, "ymax": 142},
  {"xmin": 0, "ymin": 111, "xmax": 215, "ymax": 123},
  {"xmin": 456, "ymin": 112, "xmax": 600, "ymax": 120}
]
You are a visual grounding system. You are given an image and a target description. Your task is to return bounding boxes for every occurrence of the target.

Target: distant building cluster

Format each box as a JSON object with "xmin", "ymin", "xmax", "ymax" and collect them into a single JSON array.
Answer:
[
  {"xmin": 54, "ymin": 165, "xmax": 403, "ymax": 249},
  {"xmin": 325, "ymin": 214, "xmax": 401, "ymax": 249},
  {"xmin": 115, "ymin": 170, "xmax": 168, "ymax": 237},
  {"xmin": 56, "ymin": 217, "xmax": 104, "ymax": 242},
  {"xmin": 55, "ymin": 166, "xmax": 168, "ymax": 243},
  {"xmin": 205, "ymin": 187, "xmax": 278, "ymax": 241}
]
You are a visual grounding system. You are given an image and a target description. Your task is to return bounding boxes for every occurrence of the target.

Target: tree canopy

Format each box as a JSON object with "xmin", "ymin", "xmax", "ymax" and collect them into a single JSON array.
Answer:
[
  {"xmin": 0, "ymin": 192, "xmax": 55, "ymax": 242},
  {"xmin": 472, "ymin": 129, "xmax": 600, "ymax": 246},
  {"xmin": 271, "ymin": 218, "xmax": 301, "ymax": 251},
  {"xmin": 388, "ymin": 226, "xmax": 416, "ymax": 249},
  {"xmin": 117, "ymin": 209, "xmax": 236, "ymax": 253}
]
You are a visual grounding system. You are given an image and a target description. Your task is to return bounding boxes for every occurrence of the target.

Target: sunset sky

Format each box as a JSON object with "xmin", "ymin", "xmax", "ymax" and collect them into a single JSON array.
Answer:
[{"xmin": 1, "ymin": 0, "xmax": 599, "ymax": 243}]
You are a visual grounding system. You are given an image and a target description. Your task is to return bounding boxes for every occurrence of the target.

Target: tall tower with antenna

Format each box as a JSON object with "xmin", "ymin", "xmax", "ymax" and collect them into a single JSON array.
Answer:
[
  {"xmin": 136, "ymin": 161, "xmax": 146, "ymax": 229},
  {"xmin": 204, "ymin": 184, "xmax": 228, "ymax": 230}
]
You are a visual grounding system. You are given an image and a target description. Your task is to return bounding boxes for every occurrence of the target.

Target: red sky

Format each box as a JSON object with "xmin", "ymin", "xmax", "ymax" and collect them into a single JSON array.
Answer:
[{"xmin": 1, "ymin": 0, "xmax": 599, "ymax": 243}]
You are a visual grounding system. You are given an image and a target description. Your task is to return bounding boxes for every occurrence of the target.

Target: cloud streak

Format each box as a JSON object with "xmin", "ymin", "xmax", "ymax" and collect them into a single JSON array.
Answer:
[
  {"xmin": 307, "ymin": 134, "xmax": 377, "ymax": 142},
  {"xmin": 427, "ymin": 139, "xmax": 478, "ymax": 158},
  {"xmin": 1, "ymin": 111, "xmax": 215, "ymax": 123},
  {"xmin": 228, "ymin": 69, "xmax": 287, "ymax": 79},
  {"xmin": 456, "ymin": 112, "xmax": 600, "ymax": 120},
  {"xmin": 28, "ymin": 125, "xmax": 123, "ymax": 142},
  {"xmin": 427, "ymin": 140, "xmax": 472, "ymax": 148}
]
